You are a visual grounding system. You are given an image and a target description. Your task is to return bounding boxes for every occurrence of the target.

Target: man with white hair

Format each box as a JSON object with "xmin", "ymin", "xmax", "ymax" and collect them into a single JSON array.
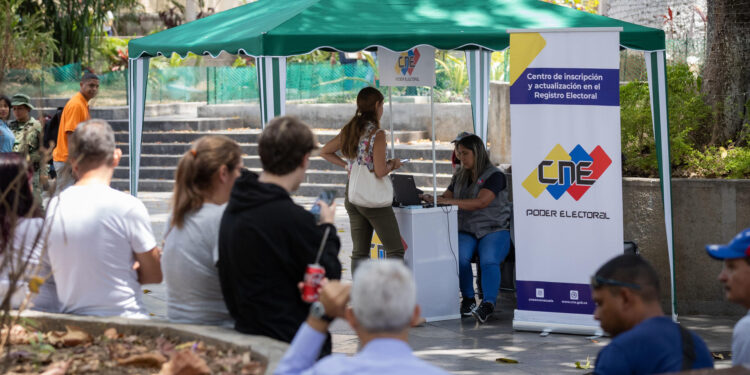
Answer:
[{"xmin": 274, "ymin": 260, "xmax": 450, "ymax": 374}]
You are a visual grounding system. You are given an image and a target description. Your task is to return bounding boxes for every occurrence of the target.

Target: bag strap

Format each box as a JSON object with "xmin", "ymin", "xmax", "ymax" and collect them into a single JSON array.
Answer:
[{"xmin": 678, "ymin": 323, "xmax": 696, "ymax": 370}]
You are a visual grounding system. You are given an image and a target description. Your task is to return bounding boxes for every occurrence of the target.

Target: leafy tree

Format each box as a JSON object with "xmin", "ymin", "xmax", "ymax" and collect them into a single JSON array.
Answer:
[
  {"xmin": 32, "ymin": 0, "xmax": 139, "ymax": 65},
  {"xmin": 0, "ymin": 0, "xmax": 57, "ymax": 85}
]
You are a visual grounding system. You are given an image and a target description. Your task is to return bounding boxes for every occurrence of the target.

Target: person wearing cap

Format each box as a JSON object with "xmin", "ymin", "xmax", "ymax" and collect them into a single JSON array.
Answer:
[
  {"xmin": 591, "ymin": 254, "xmax": 714, "ymax": 374},
  {"xmin": 421, "ymin": 132, "xmax": 511, "ymax": 324},
  {"xmin": 9, "ymin": 93, "xmax": 47, "ymax": 202},
  {"xmin": 706, "ymin": 229, "xmax": 750, "ymax": 367},
  {"xmin": 52, "ymin": 72, "xmax": 99, "ymax": 190}
]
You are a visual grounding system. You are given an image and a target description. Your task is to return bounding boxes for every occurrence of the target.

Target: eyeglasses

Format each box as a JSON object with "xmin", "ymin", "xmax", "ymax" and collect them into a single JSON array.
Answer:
[{"xmin": 590, "ymin": 275, "xmax": 642, "ymax": 290}]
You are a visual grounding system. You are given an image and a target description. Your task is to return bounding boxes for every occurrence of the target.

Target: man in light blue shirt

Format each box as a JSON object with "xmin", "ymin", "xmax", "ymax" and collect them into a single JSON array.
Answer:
[{"xmin": 274, "ymin": 260, "xmax": 451, "ymax": 375}]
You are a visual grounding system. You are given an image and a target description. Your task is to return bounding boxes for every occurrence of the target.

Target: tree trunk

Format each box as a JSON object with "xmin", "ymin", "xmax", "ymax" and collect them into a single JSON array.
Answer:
[
  {"xmin": 703, "ymin": 0, "xmax": 750, "ymax": 144},
  {"xmin": 702, "ymin": 0, "xmax": 750, "ymax": 145}
]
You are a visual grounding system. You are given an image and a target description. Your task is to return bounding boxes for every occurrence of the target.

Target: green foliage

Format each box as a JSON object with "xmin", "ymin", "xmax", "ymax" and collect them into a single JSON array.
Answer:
[
  {"xmin": 0, "ymin": 0, "xmax": 58, "ymax": 84},
  {"xmin": 94, "ymin": 36, "xmax": 129, "ymax": 72},
  {"xmin": 34, "ymin": 0, "xmax": 140, "ymax": 65},
  {"xmin": 435, "ymin": 53, "xmax": 468, "ymax": 101},
  {"xmin": 621, "ymin": 63, "xmax": 749, "ymax": 178}
]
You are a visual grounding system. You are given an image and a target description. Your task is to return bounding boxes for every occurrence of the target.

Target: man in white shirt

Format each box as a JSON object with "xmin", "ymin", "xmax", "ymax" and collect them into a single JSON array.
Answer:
[
  {"xmin": 706, "ymin": 228, "xmax": 750, "ymax": 367},
  {"xmin": 274, "ymin": 260, "xmax": 450, "ymax": 375},
  {"xmin": 46, "ymin": 119, "xmax": 162, "ymax": 318}
]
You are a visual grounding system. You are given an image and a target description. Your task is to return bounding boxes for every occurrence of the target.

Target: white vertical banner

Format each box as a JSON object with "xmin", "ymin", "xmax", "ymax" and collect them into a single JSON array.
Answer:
[
  {"xmin": 509, "ymin": 29, "xmax": 623, "ymax": 334},
  {"xmin": 378, "ymin": 46, "xmax": 435, "ymax": 87}
]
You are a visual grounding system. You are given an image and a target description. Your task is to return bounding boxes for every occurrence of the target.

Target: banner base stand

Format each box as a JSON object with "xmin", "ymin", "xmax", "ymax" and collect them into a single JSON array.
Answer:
[{"xmin": 512, "ymin": 310, "xmax": 604, "ymax": 336}]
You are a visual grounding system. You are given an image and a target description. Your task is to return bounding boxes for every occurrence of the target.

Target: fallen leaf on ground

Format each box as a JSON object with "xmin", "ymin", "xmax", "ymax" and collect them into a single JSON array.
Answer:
[
  {"xmin": 575, "ymin": 357, "xmax": 592, "ymax": 369},
  {"xmin": 495, "ymin": 357, "xmax": 519, "ymax": 364},
  {"xmin": 46, "ymin": 326, "xmax": 93, "ymax": 347},
  {"xmin": 40, "ymin": 360, "xmax": 71, "ymax": 375},
  {"xmin": 2, "ymin": 324, "xmax": 30, "ymax": 345},
  {"xmin": 117, "ymin": 351, "xmax": 168, "ymax": 368},
  {"xmin": 240, "ymin": 361, "xmax": 264, "ymax": 375},
  {"xmin": 159, "ymin": 349, "xmax": 210, "ymax": 375},
  {"xmin": 103, "ymin": 327, "xmax": 119, "ymax": 340}
]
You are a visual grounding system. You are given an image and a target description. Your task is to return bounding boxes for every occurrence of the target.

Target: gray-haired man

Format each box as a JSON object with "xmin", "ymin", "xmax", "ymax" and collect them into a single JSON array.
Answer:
[
  {"xmin": 46, "ymin": 119, "xmax": 162, "ymax": 318},
  {"xmin": 275, "ymin": 260, "xmax": 450, "ymax": 375}
]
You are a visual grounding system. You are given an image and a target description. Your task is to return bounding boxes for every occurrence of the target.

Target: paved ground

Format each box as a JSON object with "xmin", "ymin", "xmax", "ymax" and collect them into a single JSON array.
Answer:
[{"xmin": 138, "ymin": 192, "xmax": 740, "ymax": 374}]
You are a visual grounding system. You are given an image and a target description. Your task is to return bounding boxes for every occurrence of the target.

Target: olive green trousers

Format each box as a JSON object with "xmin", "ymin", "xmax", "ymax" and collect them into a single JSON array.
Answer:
[{"xmin": 344, "ymin": 183, "xmax": 405, "ymax": 274}]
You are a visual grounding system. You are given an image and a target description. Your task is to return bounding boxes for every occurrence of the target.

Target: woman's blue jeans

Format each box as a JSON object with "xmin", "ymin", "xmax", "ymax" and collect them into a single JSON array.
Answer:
[{"xmin": 458, "ymin": 230, "xmax": 511, "ymax": 305}]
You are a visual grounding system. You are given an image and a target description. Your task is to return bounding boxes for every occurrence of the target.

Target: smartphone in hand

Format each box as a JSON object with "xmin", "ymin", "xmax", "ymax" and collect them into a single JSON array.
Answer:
[{"xmin": 310, "ymin": 189, "xmax": 337, "ymax": 222}]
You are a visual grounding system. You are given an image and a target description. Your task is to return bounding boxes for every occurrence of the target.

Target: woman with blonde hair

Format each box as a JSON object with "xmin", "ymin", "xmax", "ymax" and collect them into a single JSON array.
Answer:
[
  {"xmin": 321, "ymin": 87, "xmax": 403, "ymax": 273},
  {"xmin": 162, "ymin": 135, "xmax": 242, "ymax": 325}
]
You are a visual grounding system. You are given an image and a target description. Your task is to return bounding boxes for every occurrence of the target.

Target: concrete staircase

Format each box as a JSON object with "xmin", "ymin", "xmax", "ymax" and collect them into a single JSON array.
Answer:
[{"xmin": 36, "ymin": 101, "xmax": 455, "ymax": 197}]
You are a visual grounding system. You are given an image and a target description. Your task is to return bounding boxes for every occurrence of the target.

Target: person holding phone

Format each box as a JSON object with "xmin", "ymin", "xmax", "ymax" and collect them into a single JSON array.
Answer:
[
  {"xmin": 320, "ymin": 87, "xmax": 404, "ymax": 274},
  {"xmin": 422, "ymin": 132, "xmax": 511, "ymax": 324},
  {"xmin": 218, "ymin": 116, "xmax": 341, "ymax": 356}
]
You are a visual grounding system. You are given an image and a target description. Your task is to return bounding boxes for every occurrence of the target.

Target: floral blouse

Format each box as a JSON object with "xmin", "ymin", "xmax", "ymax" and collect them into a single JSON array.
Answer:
[{"xmin": 348, "ymin": 123, "xmax": 384, "ymax": 171}]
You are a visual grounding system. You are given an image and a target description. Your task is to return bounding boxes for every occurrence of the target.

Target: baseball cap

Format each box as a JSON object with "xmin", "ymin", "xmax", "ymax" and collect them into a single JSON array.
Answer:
[
  {"xmin": 451, "ymin": 131, "xmax": 474, "ymax": 143},
  {"xmin": 705, "ymin": 228, "xmax": 750, "ymax": 260}
]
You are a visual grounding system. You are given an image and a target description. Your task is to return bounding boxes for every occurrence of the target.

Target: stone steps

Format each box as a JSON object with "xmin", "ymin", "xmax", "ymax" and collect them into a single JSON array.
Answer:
[
  {"xmin": 111, "ymin": 179, "xmax": 447, "ymax": 197},
  {"xmin": 113, "ymin": 129, "xmax": 430, "ymax": 146},
  {"xmin": 117, "ymin": 142, "xmax": 452, "ymax": 160},
  {"xmin": 119, "ymin": 155, "xmax": 453, "ymax": 173},
  {"xmin": 113, "ymin": 166, "xmax": 453, "ymax": 186}
]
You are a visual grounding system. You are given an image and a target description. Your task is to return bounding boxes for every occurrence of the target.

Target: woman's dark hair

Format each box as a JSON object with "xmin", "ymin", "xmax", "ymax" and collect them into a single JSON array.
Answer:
[
  {"xmin": 171, "ymin": 135, "xmax": 242, "ymax": 229},
  {"xmin": 454, "ymin": 134, "xmax": 491, "ymax": 189},
  {"xmin": 0, "ymin": 95, "xmax": 11, "ymax": 122},
  {"xmin": 340, "ymin": 87, "xmax": 384, "ymax": 159},
  {"xmin": 0, "ymin": 153, "xmax": 42, "ymax": 246}
]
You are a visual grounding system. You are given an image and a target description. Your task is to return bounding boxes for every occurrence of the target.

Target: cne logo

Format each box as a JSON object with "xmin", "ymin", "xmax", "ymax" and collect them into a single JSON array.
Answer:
[
  {"xmin": 522, "ymin": 144, "xmax": 612, "ymax": 201},
  {"xmin": 394, "ymin": 48, "xmax": 421, "ymax": 76}
]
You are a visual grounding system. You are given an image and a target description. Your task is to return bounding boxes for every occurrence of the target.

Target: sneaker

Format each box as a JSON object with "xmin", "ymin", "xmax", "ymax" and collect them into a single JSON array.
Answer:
[
  {"xmin": 460, "ymin": 298, "xmax": 477, "ymax": 317},
  {"xmin": 472, "ymin": 301, "xmax": 494, "ymax": 323}
]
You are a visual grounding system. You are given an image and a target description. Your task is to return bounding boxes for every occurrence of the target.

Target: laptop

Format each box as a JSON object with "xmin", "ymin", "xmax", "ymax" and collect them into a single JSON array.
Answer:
[{"xmin": 391, "ymin": 174, "xmax": 422, "ymax": 207}]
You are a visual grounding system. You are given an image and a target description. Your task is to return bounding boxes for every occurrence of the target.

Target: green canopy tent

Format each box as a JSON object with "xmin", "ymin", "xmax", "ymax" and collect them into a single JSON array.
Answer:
[{"xmin": 127, "ymin": 0, "xmax": 675, "ymax": 318}]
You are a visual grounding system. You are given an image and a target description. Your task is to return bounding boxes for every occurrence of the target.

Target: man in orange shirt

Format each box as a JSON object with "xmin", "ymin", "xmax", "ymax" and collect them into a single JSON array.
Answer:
[{"xmin": 52, "ymin": 72, "xmax": 99, "ymax": 189}]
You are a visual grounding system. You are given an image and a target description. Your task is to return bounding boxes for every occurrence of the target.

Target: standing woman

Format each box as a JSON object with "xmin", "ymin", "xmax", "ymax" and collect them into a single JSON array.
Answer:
[
  {"xmin": 0, "ymin": 95, "xmax": 15, "ymax": 152},
  {"xmin": 162, "ymin": 135, "xmax": 242, "ymax": 326},
  {"xmin": 321, "ymin": 87, "xmax": 404, "ymax": 273},
  {"xmin": 422, "ymin": 133, "xmax": 511, "ymax": 324}
]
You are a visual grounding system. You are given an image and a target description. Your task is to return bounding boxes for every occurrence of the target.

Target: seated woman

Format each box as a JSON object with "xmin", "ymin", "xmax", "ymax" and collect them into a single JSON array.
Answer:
[
  {"xmin": 0, "ymin": 153, "xmax": 60, "ymax": 312},
  {"xmin": 162, "ymin": 136, "xmax": 242, "ymax": 326},
  {"xmin": 422, "ymin": 133, "xmax": 511, "ymax": 324}
]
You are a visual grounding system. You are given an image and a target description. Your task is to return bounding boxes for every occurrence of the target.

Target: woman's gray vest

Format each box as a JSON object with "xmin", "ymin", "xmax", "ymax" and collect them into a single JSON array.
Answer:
[{"xmin": 453, "ymin": 166, "xmax": 511, "ymax": 239}]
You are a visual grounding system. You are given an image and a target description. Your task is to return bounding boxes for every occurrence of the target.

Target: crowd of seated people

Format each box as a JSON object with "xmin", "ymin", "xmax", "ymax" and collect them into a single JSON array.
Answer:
[{"xmin": 2, "ymin": 111, "xmax": 748, "ymax": 374}]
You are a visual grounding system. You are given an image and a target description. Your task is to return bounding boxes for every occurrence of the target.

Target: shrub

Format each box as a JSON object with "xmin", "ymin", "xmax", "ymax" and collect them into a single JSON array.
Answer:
[{"xmin": 619, "ymin": 63, "xmax": 730, "ymax": 177}]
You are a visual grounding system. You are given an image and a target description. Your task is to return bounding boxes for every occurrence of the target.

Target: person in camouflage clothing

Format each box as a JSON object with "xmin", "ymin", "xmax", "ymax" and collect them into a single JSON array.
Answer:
[{"xmin": 10, "ymin": 94, "xmax": 48, "ymax": 203}]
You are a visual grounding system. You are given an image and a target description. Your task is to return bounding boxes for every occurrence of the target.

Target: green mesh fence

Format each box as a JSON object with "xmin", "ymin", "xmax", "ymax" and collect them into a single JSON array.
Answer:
[{"xmin": 0, "ymin": 38, "xmax": 703, "ymax": 109}]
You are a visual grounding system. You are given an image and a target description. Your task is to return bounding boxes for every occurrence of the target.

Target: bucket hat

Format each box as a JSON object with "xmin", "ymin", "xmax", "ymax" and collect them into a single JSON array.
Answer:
[{"xmin": 10, "ymin": 94, "xmax": 34, "ymax": 110}]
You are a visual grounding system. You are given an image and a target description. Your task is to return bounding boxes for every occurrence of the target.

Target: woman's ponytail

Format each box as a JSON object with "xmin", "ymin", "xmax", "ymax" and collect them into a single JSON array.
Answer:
[{"xmin": 170, "ymin": 136, "xmax": 241, "ymax": 229}]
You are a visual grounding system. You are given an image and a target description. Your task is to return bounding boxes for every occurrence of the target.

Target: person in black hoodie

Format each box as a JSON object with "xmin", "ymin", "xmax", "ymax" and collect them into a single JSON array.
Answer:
[{"xmin": 218, "ymin": 116, "xmax": 342, "ymax": 355}]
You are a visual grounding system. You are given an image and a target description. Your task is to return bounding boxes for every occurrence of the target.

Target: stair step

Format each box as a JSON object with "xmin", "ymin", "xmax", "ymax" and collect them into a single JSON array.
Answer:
[
  {"xmin": 107, "ymin": 117, "xmax": 249, "ymax": 132},
  {"xmin": 116, "ymin": 142, "xmax": 452, "ymax": 159},
  {"xmin": 110, "ymin": 179, "xmax": 446, "ymax": 196},
  {"xmin": 113, "ymin": 130, "xmax": 429, "ymax": 147},
  {"xmin": 113, "ymin": 167, "xmax": 453, "ymax": 186},
  {"xmin": 119, "ymin": 155, "xmax": 455, "ymax": 174}
]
